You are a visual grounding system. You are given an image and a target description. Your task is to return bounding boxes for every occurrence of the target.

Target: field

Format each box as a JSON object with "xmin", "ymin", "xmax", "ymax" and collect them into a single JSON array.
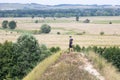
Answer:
[{"xmin": 0, "ymin": 16, "xmax": 120, "ymax": 49}]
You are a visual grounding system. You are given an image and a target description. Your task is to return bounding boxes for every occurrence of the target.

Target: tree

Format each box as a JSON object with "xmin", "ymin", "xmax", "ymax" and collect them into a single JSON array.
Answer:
[
  {"xmin": 76, "ymin": 15, "xmax": 79, "ymax": 21},
  {"xmin": 0, "ymin": 34, "xmax": 52, "ymax": 80},
  {"xmin": 13, "ymin": 34, "xmax": 41, "ymax": 79},
  {"xmin": 16, "ymin": 34, "xmax": 40, "ymax": 53},
  {"xmin": 32, "ymin": 15, "xmax": 35, "ymax": 19},
  {"xmin": 40, "ymin": 24, "xmax": 51, "ymax": 33},
  {"xmin": 8, "ymin": 21, "xmax": 17, "ymax": 29},
  {"xmin": 2, "ymin": 20, "xmax": 8, "ymax": 29}
]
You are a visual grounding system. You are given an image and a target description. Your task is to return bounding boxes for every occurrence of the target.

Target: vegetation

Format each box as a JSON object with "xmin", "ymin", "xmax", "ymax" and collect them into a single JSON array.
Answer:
[
  {"xmin": 8, "ymin": 21, "xmax": 17, "ymax": 29},
  {"xmin": 40, "ymin": 53, "xmax": 97, "ymax": 80},
  {"xmin": 74, "ymin": 45, "xmax": 120, "ymax": 71},
  {"xmin": 0, "ymin": 34, "xmax": 54, "ymax": 80},
  {"xmin": 0, "ymin": 8, "xmax": 120, "ymax": 17},
  {"xmin": 109, "ymin": 21, "xmax": 112, "ymax": 24},
  {"xmin": 2, "ymin": 20, "xmax": 8, "ymax": 29},
  {"xmin": 100, "ymin": 32, "xmax": 105, "ymax": 35},
  {"xmin": 23, "ymin": 51, "xmax": 62, "ymax": 80},
  {"xmin": 76, "ymin": 15, "xmax": 79, "ymax": 21},
  {"xmin": 50, "ymin": 46, "xmax": 61, "ymax": 53},
  {"xmin": 57, "ymin": 32, "xmax": 61, "ymax": 35},
  {"xmin": 40, "ymin": 24, "xmax": 51, "ymax": 33},
  {"xmin": 87, "ymin": 52, "xmax": 120, "ymax": 80},
  {"xmin": 35, "ymin": 20, "xmax": 39, "ymax": 23},
  {"xmin": 83, "ymin": 19, "xmax": 90, "ymax": 23}
]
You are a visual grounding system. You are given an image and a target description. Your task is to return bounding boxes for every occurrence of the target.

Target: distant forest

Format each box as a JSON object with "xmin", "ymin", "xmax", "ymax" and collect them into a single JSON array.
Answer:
[{"xmin": 0, "ymin": 8, "xmax": 120, "ymax": 17}]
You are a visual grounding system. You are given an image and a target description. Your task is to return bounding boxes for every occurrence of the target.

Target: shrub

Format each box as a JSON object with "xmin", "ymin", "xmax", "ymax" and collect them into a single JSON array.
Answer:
[
  {"xmin": 2, "ymin": 20, "xmax": 8, "ymax": 29},
  {"xmin": 8, "ymin": 21, "xmax": 17, "ymax": 29},
  {"xmin": 102, "ymin": 47, "xmax": 120, "ymax": 70},
  {"xmin": 35, "ymin": 20, "xmax": 39, "ymax": 23},
  {"xmin": 76, "ymin": 31, "xmax": 86, "ymax": 35},
  {"xmin": 76, "ymin": 32, "xmax": 83, "ymax": 35},
  {"xmin": 40, "ymin": 24, "xmax": 51, "ymax": 33},
  {"xmin": 50, "ymin": 47, "xmax": 56, "ymax": 53},
  {"xmin": 57, "ymin": 32, "xmax": 61, "ymax": 35},
  {"xmin": 40, "ymin": 44, "xmax": 52, "ymax": 60},
  {"xmin": 73, "ymin": 44, "xmax": 81, "ymax": 52},
  {"xmin": 83, "ymin": 19, "xmax": 90, "ymax": 23},
  {"xmin": 100, "ymin": 32, "xmax": 104, "ymax": 35},
  {"xmin": 56, "ymin": 46, "xmax": 61, "ymax": 51},
  {"xmin": 109, "ymin": 21, "xmax": 112, "ymax": 24},
  {"xmin": 50, "ymin": 46, "xmax": 61, "ymax": 53}
]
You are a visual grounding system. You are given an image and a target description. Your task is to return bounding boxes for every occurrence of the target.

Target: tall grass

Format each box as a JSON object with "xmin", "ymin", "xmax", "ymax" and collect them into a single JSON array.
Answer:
[
  {"xmin": 87, "ymin": 51, "xmax": 120, "ymax": 80},
  {"xmin": 23, "ymin": 51, "xmax": 62, "ymax": 80}
]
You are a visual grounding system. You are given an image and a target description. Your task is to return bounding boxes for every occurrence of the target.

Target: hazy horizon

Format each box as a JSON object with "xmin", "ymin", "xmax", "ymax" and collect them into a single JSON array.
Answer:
[{"xmin": 0, "ymin": 0, "xmax": 120, "ymax": 5}]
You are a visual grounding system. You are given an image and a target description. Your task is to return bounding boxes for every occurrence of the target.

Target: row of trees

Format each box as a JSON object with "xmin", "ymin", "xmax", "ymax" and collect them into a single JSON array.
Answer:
[
  {"xmin": 0, "ymin": 8, "xmax": 120, "ymax": 17},
  {"xmin": 2, "ymin": 20, "xmax": 17, "ymax": 29},
  {"xmin": 0, "ymin": 34, "xmax": 60, "ymax": 80}
]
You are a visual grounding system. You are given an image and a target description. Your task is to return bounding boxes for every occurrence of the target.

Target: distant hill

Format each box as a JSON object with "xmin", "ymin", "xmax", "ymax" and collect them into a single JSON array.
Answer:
[{"xmin": 0, "ymin": 3, "xmax": 120, "ymax": 10}]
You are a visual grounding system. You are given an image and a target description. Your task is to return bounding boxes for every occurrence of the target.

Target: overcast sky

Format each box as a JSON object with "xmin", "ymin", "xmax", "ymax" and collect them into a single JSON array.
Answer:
[{"xmin": 0, "ymin": 0, "xmax": 120, "ymax": 5}]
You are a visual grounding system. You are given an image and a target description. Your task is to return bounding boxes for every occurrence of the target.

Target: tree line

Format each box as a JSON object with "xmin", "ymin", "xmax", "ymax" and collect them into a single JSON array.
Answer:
[{"xmin": 0, "ymin": 8, "xmax": 120, "ymax": 17}]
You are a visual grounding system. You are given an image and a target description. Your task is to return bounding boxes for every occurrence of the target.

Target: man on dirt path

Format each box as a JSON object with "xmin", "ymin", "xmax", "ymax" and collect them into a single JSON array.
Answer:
[{"xmin": 69, "ymin": 36, "xmax": 73, "ymax": 52}]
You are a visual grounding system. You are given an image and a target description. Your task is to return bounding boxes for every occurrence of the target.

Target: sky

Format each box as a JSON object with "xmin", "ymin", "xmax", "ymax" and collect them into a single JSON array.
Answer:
[{"xmin": 0, "ymin": 0, "xmax": 120, "ymax": 5}]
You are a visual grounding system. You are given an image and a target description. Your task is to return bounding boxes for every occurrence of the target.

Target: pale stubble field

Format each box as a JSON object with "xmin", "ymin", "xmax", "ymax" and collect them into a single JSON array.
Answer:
[{"xmin": 0, "ymin": 16, "xmax": 120, "ymax": 49}]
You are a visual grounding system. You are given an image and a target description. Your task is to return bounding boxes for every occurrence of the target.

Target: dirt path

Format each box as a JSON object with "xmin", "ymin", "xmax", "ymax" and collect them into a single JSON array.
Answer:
[
  {"xmin": 40, "ymin": 52, "xmax": 105, "ymax": 80},
  {"xmin": 79, "ymin": 53, "xmax": 105, "ymax": 80}
]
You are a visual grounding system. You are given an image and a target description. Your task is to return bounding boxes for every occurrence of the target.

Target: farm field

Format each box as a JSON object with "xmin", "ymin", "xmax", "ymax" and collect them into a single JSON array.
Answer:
[{"xmin": 0, "ymin": 16, "xmax": 120, "ymax": 49}]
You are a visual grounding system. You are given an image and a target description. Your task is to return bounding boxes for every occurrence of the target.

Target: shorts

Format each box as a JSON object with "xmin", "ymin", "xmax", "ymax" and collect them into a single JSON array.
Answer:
[{"xmin": 69, "ymin": 44, "xmax": 73, "ymax": 48}]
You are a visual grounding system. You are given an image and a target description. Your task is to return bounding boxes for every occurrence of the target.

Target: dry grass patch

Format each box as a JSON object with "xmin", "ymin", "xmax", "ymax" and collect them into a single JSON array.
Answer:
[
  {"xmin": 87, "ymin": 51, "xmax": 120, "ymax": 80},
  {"xmin": 23, "ymin": 51, "xmax": 62, "ymax": 80}
]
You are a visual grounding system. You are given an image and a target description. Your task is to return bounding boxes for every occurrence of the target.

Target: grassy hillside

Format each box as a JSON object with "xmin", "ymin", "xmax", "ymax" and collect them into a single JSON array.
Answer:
[{"xmin": 23, "ymin": 51, "xmax": 62, "ymax": 80}]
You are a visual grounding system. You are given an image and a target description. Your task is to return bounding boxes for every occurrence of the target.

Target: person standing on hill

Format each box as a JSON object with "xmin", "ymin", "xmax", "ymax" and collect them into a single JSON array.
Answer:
[{"xmin": 69, "ymin": 36, "xmax": 73, "ymax": 52}]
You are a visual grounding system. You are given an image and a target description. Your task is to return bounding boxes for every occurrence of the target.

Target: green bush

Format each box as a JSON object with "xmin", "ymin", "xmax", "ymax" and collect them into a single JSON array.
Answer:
[
  {"xmin": 35, "ymin": 20, "xmax": 39, "ymax": 23},
  {"xmin": 100, "ymin": 32, "xmax": 104, "ymax": 35},
  {"xmin": 40, "ymin": 24, "xmax": 51, "ymax": 33},
  {"xmin": 102, "ymin": 47, "xmax": 120, "ymax": 70},
  {"xmin": 50, "ymin": 46, "xmax": 61, "ymax": 53},
  {"xmin": 0, "ymin": 34, "xmax": 53, "ymax": 80},
  {"xmin": 2, "ymin": 20, "xmax": 8, "ymax": 29},
  {"xmin": 83, "ymin": 19, "xmax": 90, "ymax": 23},
  {"xmin": 57, "ymin": 32, "xmax": 61, "ymax": 35},
  {"xmin": 8, "ymin": 21, "xmax": 17, "ymax": 29},
  {"xmin": 74, "ymin": 44, "xmax": 81, "ymax": 52},
  {"xmin": 91, "ymin": 46, "xmax": 120, "ymax": 71}
]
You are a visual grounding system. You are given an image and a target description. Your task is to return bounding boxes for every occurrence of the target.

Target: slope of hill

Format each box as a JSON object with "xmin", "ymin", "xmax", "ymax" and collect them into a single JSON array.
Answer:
[
  {"xmin": 0, "ymin": 3, "xmax": 120, "ymax": 10},
  {"xmin": 23, "ymin": 51, "xmax": 120, "ymax": 80},
  {"xmin": 40, "ymin": 52, "xmax": 104, "ymax": 80}
]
